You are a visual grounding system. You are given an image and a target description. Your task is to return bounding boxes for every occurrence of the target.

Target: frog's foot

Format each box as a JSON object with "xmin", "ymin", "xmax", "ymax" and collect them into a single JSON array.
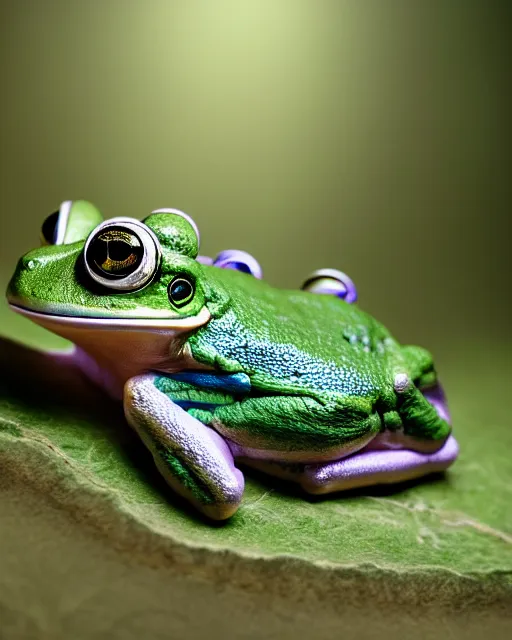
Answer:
[
  {"xmin": 124, "ymin": 373, "xmax": 244, "ymax": 520},
  {"xmin": 393, "ymin": 373, "xmax": 452, "ymax": 444},
  {"xmin": 239, "ymin": 435, "xmax": 459, "ymax": 495}
]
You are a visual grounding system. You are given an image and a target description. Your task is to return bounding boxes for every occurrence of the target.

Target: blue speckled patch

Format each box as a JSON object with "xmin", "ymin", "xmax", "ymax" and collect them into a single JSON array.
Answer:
[
  {"xmin": 190, "ymin": 309, "xmax": 380, "ymax": 398},
  {"xmin": 168, "ymin": 371, "xmax": 251, "ymax": 395}
]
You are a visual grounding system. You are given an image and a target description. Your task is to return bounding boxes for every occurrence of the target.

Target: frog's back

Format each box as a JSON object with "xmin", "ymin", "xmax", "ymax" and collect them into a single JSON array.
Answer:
[{"xmin": 190, "ymin": 268, "xmax": 398, "ymax": 400}]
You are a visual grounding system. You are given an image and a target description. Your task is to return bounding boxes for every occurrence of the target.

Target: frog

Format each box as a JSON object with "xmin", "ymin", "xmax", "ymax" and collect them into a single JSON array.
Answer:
[{"xmin": 6, "ymin": 200, "xmax": 459, "ymax": 520}]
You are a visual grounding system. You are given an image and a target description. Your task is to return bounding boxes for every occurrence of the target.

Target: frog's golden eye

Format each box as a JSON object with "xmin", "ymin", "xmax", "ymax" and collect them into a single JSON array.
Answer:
[
  {"xmin": 88, "ymin": 229, "xmax": 143, "ymax": 277},
  {"xmin": 168, "ymin": 276, "xmax": 195, "ymax": 308},
  {"xmin": 84, "ymin": 218, "xmax": 161, "ymax": 292}
]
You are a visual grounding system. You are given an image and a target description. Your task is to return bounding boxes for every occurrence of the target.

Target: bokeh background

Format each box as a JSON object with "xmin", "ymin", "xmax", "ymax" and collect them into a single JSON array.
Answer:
[{"xmin": 0, "ymin": 0, "xmax": 510, "ymax": 363}]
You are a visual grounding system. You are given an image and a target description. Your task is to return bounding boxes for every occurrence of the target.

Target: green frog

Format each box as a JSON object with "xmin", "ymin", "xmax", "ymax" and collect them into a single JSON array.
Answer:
[{"xmin": 6, "ymin": 201, "xmax": 458, "ymax": 520}]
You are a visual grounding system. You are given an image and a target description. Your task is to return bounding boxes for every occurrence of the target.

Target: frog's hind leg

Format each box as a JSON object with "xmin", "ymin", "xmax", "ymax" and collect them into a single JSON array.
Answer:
[
  {"xmin": 124, "ymin": 373, "xmax": 244, "ymax": 520},
  {"xmin": 237, "ymin": 373, "xmax": 457, "ymax": 494},
  {"xmin": 239, "ymin": 435, "xmax": 459, "ymax": 495}
]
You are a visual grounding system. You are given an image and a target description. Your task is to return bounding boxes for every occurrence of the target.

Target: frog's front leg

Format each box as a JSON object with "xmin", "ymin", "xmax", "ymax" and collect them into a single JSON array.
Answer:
[{"xmin": 124, "ymin": 373, "xmax": 245, "ymax": 520}]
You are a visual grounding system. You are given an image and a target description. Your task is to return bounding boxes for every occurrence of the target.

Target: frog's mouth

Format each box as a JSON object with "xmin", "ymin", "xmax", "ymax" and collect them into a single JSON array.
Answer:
[{"xmin": 9, "ymin": 303, "xmax": 211, "ymax": 332}]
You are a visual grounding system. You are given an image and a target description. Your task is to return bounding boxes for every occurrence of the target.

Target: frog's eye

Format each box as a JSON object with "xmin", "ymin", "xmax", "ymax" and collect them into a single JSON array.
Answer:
[
  {"xmin": 41, "ymin": 201, "xmax": 103, "ymax": 245},
  {"xmin": 302, "ymin": 269, "xmax": 358, "ymax": 304},
  {"xmin": 213, "ymin": 250, "xmax": 263, "ymax": 279},
  {"xmin": 168, "ymin": 275, "xmax": 195, "ymax": 308},
  {"xmin": 84, "ymin": 218, "xmax": 161, "ymax": 292}
]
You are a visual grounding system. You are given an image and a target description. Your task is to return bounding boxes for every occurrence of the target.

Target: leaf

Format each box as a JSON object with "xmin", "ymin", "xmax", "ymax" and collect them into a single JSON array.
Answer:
[{"xmin": 0, "ymin": 328, "xmax": 511, "ymax": 612}]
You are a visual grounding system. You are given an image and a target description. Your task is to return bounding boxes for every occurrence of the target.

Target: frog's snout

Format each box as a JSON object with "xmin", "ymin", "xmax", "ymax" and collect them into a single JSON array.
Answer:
[
  {"xmin": 6, "ymin": 257, "xmax": 31, "ymax": 305},
  {"xmin": 21, "ymin": 256, "xmax": 43, "ymax": 271},
  {"xmin": 7, "ymin": 242, "xmax": 81, "ymax": 311},
  {"xmin": 8, "ymin": 250, "xmax": 61, "ymax": 309},
  {"xmin": 7, "ymin": 253, "xmax": 40, "ymax": 304}
]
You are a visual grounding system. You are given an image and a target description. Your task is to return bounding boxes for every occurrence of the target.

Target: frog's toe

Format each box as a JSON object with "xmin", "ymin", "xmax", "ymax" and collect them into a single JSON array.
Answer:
[
  {"xmin": 394, "ymin": 375, "xmax": 452, "ymax": 444},
  {"xmin": 421, "ymin": 382, "xmax": 451, "ymax": 423},
  {"xmin": 393, "ymin": 373, "xmax": 411, "ymax": 393}
]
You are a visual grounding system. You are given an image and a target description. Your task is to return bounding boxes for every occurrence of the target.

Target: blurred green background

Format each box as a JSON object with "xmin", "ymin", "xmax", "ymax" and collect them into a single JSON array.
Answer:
[{"xmin": 0, "ymin": 0, "xmax": 510, "ymax": 361}]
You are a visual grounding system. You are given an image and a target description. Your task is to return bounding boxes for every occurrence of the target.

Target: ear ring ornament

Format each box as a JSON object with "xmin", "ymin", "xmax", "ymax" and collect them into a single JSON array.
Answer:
[
  {"xmin": 302, "ymin": 268, "xmax": 358, "ymax": 303},
  {"xmin": 213, "ymin": 250, "xmax": 263, "ymax": 279}
]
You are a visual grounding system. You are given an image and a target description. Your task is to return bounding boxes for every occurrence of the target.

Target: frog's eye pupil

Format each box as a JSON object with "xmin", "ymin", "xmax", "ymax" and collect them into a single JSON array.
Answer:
[
  {"xmin": 86, "ymin": 228, "xmax": 144, "ymax": 278},
  {"xmin": 168, "ymin": 277, "xmax": 194, "ymax": 307}
]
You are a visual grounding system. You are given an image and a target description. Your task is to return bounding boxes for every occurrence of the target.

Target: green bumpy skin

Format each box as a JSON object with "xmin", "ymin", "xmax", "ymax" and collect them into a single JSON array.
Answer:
[{"xmin": 177, "ymin": 268, "xmax": 450, "ymax": 455}]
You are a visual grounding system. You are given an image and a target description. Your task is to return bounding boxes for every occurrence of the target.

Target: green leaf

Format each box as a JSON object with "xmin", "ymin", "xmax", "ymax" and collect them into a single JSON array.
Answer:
[{"xmin": 0, "ymin": 320, "xmax": 511, "ymax": 612}]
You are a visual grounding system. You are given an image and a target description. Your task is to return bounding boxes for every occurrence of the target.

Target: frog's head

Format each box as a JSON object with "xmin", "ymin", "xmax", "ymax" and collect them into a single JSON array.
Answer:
[{"xmin": 7, "ymin": 202, "xmax": 231, "ymax": 378}]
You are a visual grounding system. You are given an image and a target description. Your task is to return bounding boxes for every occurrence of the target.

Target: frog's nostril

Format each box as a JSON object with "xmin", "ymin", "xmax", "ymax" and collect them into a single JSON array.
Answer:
[{"xmin": 22, "ymin": 257, "xmax": 41, "ymax": 271}]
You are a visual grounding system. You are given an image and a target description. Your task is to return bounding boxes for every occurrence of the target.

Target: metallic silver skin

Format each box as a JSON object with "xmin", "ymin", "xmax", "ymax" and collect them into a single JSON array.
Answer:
[
  {"xmin": 83, "ymin": 217, "xmax": 161, "ymax": 292},
  {"xmin": 124, "ymin": 373, "xmax": 244, "ymax": 520}
]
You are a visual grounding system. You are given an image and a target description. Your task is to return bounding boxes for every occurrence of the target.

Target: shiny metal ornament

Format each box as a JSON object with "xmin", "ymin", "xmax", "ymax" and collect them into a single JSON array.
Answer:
[
  {"xmin": 41, "ymin": 200, "xmax": 73, "ymax": 245},
  {"xmin": 83, "ymin": 217, "xmax": 161, "ymax": 292},
  {"xmin": 302, "ymin": 268, "xmax": 358, "ymax": 303},
  {"xmin": 213, "ymin": 250, "xmax": 263, "ymax": 279},
  {"xmin": 41, "ymin": 200, "xmax": 104, "ymax": 246}
]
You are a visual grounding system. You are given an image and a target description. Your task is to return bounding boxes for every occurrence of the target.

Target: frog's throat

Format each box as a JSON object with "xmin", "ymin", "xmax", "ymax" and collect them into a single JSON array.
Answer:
[{"xmin": 8, "ymin": 304, "xmax": 212, "ymax": 394}]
